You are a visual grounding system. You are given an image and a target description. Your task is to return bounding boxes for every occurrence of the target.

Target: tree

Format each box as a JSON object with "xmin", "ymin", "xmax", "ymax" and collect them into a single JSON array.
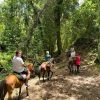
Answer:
[
  {"xmin": 54, "ymin": 0, "xmax": 63, "ymax": 55},
  {"xmin": 97, "ymin": 0, "xmax": 100, "ymax": 62}
]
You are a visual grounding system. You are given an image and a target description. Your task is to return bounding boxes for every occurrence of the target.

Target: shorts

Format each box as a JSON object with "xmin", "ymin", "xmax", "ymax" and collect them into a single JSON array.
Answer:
[{"xmin": 21, "ymin": 67, "xmax": 28, "ymax": 75}]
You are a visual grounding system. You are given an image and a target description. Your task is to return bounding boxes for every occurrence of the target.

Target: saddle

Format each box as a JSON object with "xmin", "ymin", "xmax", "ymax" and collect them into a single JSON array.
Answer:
[
  {"xmin": 41, "ymin": 62, "xmax": 49, "ymax": 70},
  {"xmin": 13, "ymin": 72, "xmax": 26, "ymax": 82}
]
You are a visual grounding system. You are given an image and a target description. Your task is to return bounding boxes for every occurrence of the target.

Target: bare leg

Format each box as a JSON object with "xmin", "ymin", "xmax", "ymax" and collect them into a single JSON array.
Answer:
[{"xmin": 27, "ymin": 69, "xmax": 30, "ymax": 79}]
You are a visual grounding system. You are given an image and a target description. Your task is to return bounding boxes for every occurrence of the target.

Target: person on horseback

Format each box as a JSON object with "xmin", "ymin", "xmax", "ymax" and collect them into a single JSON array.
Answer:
[
  {"xmin": 70, "ymin": 47, "xmax": 76, "ymax": 58},
  {"xmin": 68, "ymin": 46, "xmax": 76, "ymax": 73},
  {"xmin": 45, "ymin": 51, "xmax": 51, "ymax": 61},
  {"xmin": 39, "ymin": 50, "xmax": 51, "ymax": 71},
  {"xmin": 12, "ymin": 51, "xmax": 30, "ymax": 86}
]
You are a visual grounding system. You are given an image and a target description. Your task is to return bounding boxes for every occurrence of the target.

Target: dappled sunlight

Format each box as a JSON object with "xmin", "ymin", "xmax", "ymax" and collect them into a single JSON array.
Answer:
[
  {"xmin": 65, "ymin": 75, "xmax": 100, "ymax": 85},
  {"xmin": 67, "ymin": 96, "xmax": 78, "ymax": 100}
]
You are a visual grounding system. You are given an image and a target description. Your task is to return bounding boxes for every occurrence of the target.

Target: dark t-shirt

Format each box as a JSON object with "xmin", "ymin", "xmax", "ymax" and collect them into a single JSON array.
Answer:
[{"xmin": 45, "ymin": 54, "xmax": 51, "ymax": 61}]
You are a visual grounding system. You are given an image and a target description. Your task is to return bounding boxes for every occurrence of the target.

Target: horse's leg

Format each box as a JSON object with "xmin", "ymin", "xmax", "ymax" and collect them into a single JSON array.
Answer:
[
  {"xmin": 69, "ymin": 65, "xmax": 72, "ymax": 73},
  {"xmin": 18, "ymin": 87, "xmax": 21, "ymax": 100},
  {"xmin": 47, "ymin": 70, "xmax": 50, "ymax": 80},
  {"xmin": 68, "ymin": 62, "xmax": 72, "ymax": 74},
  {"xmin": 26, "ymin": 86, "xmax": 29, "ymax": 96},
  {"xmin": 46, "ymin": 67, "xmax": 50, "ymax": 80},
  {"xmin": 71, "ymin": 62, "xmax": 74, "ymax": 74},
  {"xmin": 74, "ymin": 65, "xmax": 77, "ymax": 74},
  {"xmin": 7, "ymin": 84, "xmax": 14, "ymax": 100},
  {"xmin": 38, "ymin": 72, "xmax": 41, "ymax": 81},
  {"xmin": 49, "ymin": 70, "xmax": 53, "ymax": 79},
  {"xmin": 8, "ymin": 89, "xmax": 13, "ymax": 100},
  {"xmin": 43, "ymin": 70, "xmax": 45, "ymax": 82}
]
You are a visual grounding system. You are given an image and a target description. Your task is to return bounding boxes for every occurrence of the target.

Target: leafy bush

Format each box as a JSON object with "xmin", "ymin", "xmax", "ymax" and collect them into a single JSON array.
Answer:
[{"xmin": 0, "ymin": 52, "xmax": 13, "ymax": 74}]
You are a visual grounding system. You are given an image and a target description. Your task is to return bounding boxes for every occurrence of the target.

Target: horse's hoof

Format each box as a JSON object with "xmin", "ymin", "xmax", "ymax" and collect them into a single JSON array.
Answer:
[
  {"xmin": 47, "ymin": 79, "xmax": 49, "ymax": 81},
  {"xmin": 43, "ymin": 80, "xmax": 45, "ymax": 82},
  {"xmin": 18, "ymin": 97, "xmax": 20, "ymax": 100},
  {"xmin": 27, "ymin": 94, "xmax": 29, "ymax": 96}
]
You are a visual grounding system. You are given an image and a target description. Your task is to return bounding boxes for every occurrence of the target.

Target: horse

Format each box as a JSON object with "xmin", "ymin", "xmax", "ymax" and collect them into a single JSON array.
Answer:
[
  {"xmin": 0, "ymin": 63, "xmax": 34, "ymax": 100},
  {"xmin": 37, "ymin": 58, "xmax": 55, "ymax": 82},
  {"xmin": 67, "ymin": 51, "xmax": 75, "ymax": 74},
  {"xmin": 68, "ymin": 58, "xmax": 75, "ymax": 73},
  {"xmin": 68, "ymin": 54, "xmax": 80, "ymax": 75}
]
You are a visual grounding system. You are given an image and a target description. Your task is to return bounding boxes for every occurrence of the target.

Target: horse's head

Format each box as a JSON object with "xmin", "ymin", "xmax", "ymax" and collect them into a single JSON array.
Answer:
[
  {"xmin": 48, "ymin": 58, "xmax": 55, "ymax": 64},
  {"xmin": 26, "ymin": 63, "xmax": 34, "ymax": 73},
  {"xmin": 47, "ymin": 58, "xmax": 55, "ymax": 67}
]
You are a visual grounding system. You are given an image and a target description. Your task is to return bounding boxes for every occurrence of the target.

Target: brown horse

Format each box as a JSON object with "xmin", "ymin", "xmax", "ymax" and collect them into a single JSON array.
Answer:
[
  {"xmin": 0, "ymin": 63, "xmax": 34, "ymax": 100},
  {"xmin": 38, "ymin": 58, "xmax": 55, "ymax": 81}
]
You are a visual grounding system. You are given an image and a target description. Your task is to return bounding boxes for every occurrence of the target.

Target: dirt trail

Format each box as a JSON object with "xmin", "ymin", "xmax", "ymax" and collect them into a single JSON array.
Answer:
[{"xmin": 5, "ymin": 53, "xmax": 100, "ymax": 100}]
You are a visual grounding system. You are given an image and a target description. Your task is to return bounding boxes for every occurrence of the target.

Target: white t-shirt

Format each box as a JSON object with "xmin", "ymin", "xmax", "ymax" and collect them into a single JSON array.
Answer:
[
  {"xmin": 12, "ymin": 56, "xmax": 24, "ymax": 73},
  {"xmin": 71, "ymin": 51, "xmax": 76, "ymax": 58}
]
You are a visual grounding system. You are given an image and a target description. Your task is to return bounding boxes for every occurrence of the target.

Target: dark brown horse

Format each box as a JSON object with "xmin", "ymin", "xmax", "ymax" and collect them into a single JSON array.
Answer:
[
  {"xmin": 38, "ymin": 58, "xmax": 55, "ymax": 81},
  {"xmin": 0, "ymin": 63, "xmax": 34, "ymax": 100}
]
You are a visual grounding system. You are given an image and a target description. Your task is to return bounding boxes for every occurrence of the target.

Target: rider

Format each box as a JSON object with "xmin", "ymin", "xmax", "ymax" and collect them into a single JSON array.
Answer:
[
  {"xmin": 12, "ymin": 51, "xmax": 30, "ymax": 86},
  {"xmin": 68, "ymin": 46, "xmax": 76, "ymax": 73},
  {"xmin": 70, "ymin": 46, "xmax": 76, "ymax": 58},
  {"xmin": 45, "ymin": 51, "xmax": 51, "ymax": 61},
  {"xmin": 39, "ymin": 51, "xmax": 52, "ymax": 71}
]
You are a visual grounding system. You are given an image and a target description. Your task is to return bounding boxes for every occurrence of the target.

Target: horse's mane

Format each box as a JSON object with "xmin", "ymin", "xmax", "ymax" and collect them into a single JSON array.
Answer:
[
  {"xmin": 48, "ymin": 58, "xmax": 55, "ymax": 63},
  {"xmin": 26, "ymin": 63, "xmax": 33, "ymax": 67},
  {"xmin": 25, "ymin": 63, "xmax": 34, "ymax": 72}
]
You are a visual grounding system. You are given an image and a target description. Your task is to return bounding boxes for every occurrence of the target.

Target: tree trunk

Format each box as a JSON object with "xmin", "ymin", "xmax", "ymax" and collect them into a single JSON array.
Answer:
[
  {"xmin": 25, "ymin": 0, "xmax": 50, "ymax": 57},
  {"xmin": 54, "ymin": 0, "xmax": 63, "ymax": 55},
  {"xmin": 97, "ymin": 0, "xmax": 100, "ymax": 62}
]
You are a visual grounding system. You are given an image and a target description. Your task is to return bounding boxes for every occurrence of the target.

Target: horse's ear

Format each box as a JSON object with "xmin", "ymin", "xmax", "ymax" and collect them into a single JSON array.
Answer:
[
  {"xmin": 30, "ymin": 63, "xmax": 34, "ymax": 68},
  {"xmin": 31, "ymin": 63, "xmax": 33, "ymax": 67}
]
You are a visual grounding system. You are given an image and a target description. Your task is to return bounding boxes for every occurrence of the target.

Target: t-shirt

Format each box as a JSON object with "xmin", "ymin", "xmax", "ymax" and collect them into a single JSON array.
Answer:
[
  {"xmin": 69, "ymin": 51, "xmax": 76, "ymax": 62},
  {"xmin": 45, "ymin": 54, "xmax": 51, "ymax": 61},
  {"xmin": 71, "ymin": 51, "xmax": 76, "ymax": 58},
  {"xmin": 12, "ymin": 56, "xmax": 24, "ymax": 73}
]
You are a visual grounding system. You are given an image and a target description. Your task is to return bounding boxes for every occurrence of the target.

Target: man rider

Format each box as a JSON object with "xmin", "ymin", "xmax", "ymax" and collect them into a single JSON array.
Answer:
[{"xmin": 12, "ymin": 51, "xmax": 30, "ymax": 86}]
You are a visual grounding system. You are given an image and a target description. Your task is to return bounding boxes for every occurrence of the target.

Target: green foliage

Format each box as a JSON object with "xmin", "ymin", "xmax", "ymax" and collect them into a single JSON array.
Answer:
[
  {"xmin": 0, "ymin": 0, "xmax": 99, "ymax": 51},
  {"xmin": 60, "ymin": 0, "xmax": 99, "ymax": 50},
  {"xmin": 0, "ymin": 52, "xmax": 13, "ymax": 69},
  {"xmin": 0, "ymin": 0, "xmax": 99, "ymax": 75},
  {"xmin": 0, "ymin": 52, "xmax": 13, "ymax": 79}
]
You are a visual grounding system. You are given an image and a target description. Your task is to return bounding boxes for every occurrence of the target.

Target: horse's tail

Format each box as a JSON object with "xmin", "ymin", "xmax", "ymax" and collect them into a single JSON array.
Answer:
[{"xmin": 0, "ymin": 80, "xmax": 7, "ymax": 100}]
